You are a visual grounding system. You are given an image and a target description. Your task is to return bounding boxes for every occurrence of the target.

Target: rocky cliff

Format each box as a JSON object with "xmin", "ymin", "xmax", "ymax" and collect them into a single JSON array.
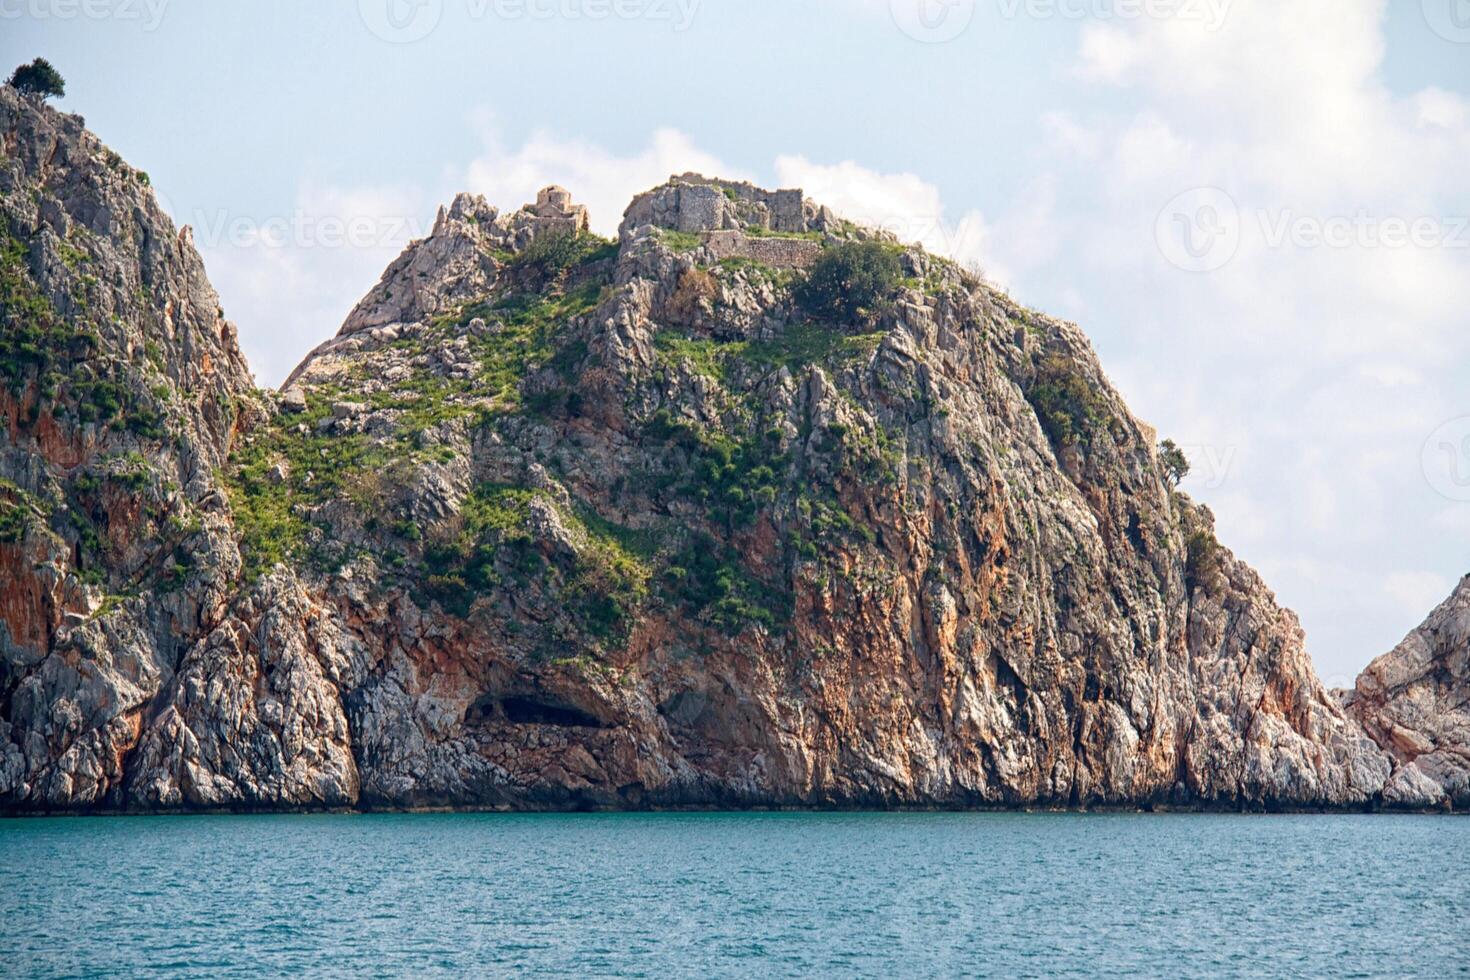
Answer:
[
  {"xmin": 1346, "ymin": 577, "xmax": 1470, "ymax": 810},
  {"xmin": 0, "ymin": 90, "xmax": 1457, "ymax": 813}
]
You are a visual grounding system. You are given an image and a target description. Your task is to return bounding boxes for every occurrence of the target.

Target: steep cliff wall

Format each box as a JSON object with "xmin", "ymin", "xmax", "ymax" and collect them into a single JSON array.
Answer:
[
  {"xmin": 0, "ymin": 93, "xmax": 1440, "ymax": 814},
  {"xmin": 0, "ymin": 87, "xmax": 256, "ymax": 807},
  {"xmin": 1346, "ymin": 577, "xmax": 1470, "ymax": 810}
]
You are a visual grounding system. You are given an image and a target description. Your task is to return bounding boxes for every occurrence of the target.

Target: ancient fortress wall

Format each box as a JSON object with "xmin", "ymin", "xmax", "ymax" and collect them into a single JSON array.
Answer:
[{"xmin": 702, "ymin": 230, "xmax": 823, "ymax": 270}]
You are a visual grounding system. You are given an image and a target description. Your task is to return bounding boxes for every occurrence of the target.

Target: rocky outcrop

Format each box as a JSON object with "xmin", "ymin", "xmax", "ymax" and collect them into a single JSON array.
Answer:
[
  {"xmin": 302, "ymin": 186, "xmax": 595, "ymax": 357},
  {"xmin": 0, "ymin": 86, "xmax": 257, "ymax": 810},
  {"xmin": 124, "ymin": 572, "xmax": 360, "ymax": 809},
  {"xmin": 1346, "ymin": 577, "xmax": 1470, "ymax": 809},
  {"xmin": 0, "ymin": 90, "xmax": 1454, "ymax": 814}
]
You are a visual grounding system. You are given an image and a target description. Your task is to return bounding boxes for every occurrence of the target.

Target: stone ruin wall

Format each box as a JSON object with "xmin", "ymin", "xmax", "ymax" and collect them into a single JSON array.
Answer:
[{"xmin": 701, "ymin": 230, "xmax": 823, "ymax": 270}]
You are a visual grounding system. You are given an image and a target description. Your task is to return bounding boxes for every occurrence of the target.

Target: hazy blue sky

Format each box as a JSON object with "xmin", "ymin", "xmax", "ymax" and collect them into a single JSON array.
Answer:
[{"xmin": 4, "ymin": 0, "xmax": 1468, "ymax": 682}]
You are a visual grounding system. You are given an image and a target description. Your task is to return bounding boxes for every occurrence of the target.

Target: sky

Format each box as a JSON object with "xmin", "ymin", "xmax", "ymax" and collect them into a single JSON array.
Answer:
[{"xmin": 4, "ymin": 0, "xmax": 1468, "ymax": 684}]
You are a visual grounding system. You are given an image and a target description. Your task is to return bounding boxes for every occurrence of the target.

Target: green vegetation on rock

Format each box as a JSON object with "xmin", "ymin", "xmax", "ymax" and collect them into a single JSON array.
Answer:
[
  {"xmin": 0, "ymin": 480, "xmax": 39, "ymax": 543},
  {"xmin": 1, "ymin": 229, "xmax": 169, "ymax": 435},
  {"xmin": 795, "ymin": 240, "xmax": 903, "ymax": 322},
  {"xmin": 745, "ymin": 322, "xmax": 884, "ymax": 372},
  {"xmin": 1160, "ymin": 439, "xmax": 1190, "ymax": 486},
  {"xmin": 655, "ymin": 321, "xmax": 883, "ymax": 384},
  {"xmin": 743, "ymin": 225, "xmax": 824, "ymax": 242},
  {"xmin": 646, "ymin": 410, "xmax": 787, "ymax": 531},
  {"xmin": 655, "ymin": 229, "xmax": 705, "ymax": 252},
  {"xmin": 451, "ymin": 275, "xmax": 606, "ymax": 413},
  {"xmin": 1, "ymin": 230, "xmax": 94, "ymax": 394},
  {"xmin": 513, "ymin": 229, "xmax": 617, "ymax": 278},
  {"xmin": 1184, "ymin": 525, "xmax": 1226, "ymax": 595},
  {"xmin": 228, "ymin": 244, "xmax": 614, "ymax": 583},
  {"xmin": 1027, "ymin": 352, "xmax": 1111, "ymax": 449},
  {"xmin": 225, "ymin": 388, "xmax": 388, "ymax": 580},
  {"xmin": 423, "ymin": 484, "xmax": 651, "ymax": 640},
  {"xmin": 664, "ymin": 531, "xmax": 787, "ymax": 634}
]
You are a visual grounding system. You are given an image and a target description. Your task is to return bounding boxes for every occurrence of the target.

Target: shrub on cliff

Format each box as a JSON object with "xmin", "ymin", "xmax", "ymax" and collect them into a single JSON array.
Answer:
[
  {"xmin": 1185, "ymin": 528, "xmax": 1226, "ymax": 595},
  {"xmin": 7, "ymin": 59, "xmax": 65, "ymax": 101},
  {"xmin": 1027, "ymin": 353, "xmax": 1109, "ymax": 448},
  {"xmin": 795, "ymin": 241, "xmax": 902, "ymax": 322},
  {"xmin": 514, "ymin": 230, "xmax": 616, "ymax": 278}
]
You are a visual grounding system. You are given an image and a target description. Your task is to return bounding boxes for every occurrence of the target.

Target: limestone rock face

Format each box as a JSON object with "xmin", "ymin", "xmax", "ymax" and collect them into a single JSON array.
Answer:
[
  {"xmin": 0, "ymin": 96, "xmax": 1450, "ymax": 814},
  {"xmin": 306, "ymin": 185, "xmax": 595, "ymax": 356},
  {"xmin": 0, "ymin": 87, "xmax": 256, "ymax": 810},
  {"xmin": 1345, "ymin": 577, "xmax": 1470, "ymax": 809},
  {"xmin": 124, "ymin": 572, "xmax": 361, "ymax": 809}
]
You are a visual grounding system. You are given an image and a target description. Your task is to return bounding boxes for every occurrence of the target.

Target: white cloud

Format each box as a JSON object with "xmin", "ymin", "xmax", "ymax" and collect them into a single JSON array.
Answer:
[
  {"xmin": 1040, "ymin": 111, "xmax": 1100, "ymax": 160},
  {"xmin": 1414, "ymin": 87, "xmax": 1470, "ymax": 131}
]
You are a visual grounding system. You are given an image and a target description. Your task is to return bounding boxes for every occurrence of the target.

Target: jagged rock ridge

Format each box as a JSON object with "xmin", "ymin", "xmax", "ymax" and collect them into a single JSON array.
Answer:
[
  {"xmin": 1, "ymin": 90, "xmax": 1461, "ymax": 813},
  {"xmin": 1346, "ymin": 576, "xmax": 1470, "ymax": 809}
]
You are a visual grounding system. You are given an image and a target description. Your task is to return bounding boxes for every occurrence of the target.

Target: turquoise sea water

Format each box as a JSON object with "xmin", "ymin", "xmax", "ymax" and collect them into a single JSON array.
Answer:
[{"xmin": 1, "ymin": 812, "xmax": 1466, "ymax": 977}]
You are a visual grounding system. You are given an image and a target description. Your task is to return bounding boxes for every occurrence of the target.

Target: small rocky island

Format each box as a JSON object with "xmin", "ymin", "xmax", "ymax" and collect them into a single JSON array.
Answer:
[{"xmin": 1, "ymin": 86, "xmax": 1465, "ymax": 814}]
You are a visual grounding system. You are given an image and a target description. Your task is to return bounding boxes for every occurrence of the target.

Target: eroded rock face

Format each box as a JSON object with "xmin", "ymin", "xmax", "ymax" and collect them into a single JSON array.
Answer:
[
  {"xmin": 312, "ymin": 186, "xmax": 597, "ymax": 353},
  {"xmin": 0, "ymin": 93, "xmax": 1446, "ymax": 814},
  {"xmin": 0, "ymin": 87, "xmax": 256, "ymax": 810},
  {"xmin": 125, "ymin": 572, "xmax": 360, "ymax": 809},
  {"xmin": 1346, "ymin": 577, "xmax": 1470, "ymax": 809}
]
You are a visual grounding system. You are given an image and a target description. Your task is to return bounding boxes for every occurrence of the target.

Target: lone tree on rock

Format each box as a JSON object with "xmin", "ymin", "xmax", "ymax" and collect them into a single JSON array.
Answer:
[
  {"xmin": 796, "ymin": 240, "xmax": 903, "ymax": 322},
  {"xmin": 7, "ymin": 59, "xmax": 65, "ymax": 101},
  {"xmin": 1159, "ymin": 439, "xmax": 1191, "ymax": 487}
]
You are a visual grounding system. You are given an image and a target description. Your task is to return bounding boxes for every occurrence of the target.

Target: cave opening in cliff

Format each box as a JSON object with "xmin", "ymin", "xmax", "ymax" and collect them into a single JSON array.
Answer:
[{"xmin": 465, "ymin": 694, "xmax": 606, "ymax": 729}]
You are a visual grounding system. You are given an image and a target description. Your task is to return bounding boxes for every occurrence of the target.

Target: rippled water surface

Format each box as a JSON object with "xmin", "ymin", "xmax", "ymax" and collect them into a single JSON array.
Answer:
[{"xmin": 1, "ymin": 812, "xmax": 1466, "ymax": 977}]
